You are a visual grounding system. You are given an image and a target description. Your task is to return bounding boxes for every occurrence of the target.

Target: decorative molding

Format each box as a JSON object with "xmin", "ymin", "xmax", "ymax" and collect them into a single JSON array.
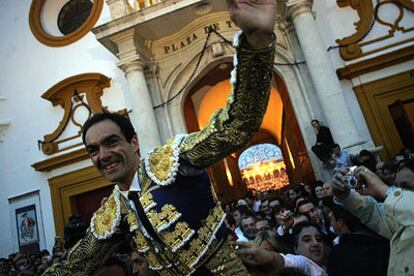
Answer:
[
  {"xmin": 353, "ymin": 69, "xmax": 414, "ymax": 159},
  {"xmin": 31, "ymin": 148, "xmax": 89, "ymax": 172},
  {"xmin": 337, "ymin": 45, "xmax": 414, "ymax": 80},
  {"xmin": 39, "ymin": 73, "xmax": 112, "ymax": 155},
  {"xmin": 117, "ymin": 58, "xmax": 146, "ymax": 74},
  {"xmin": 336, "ymin": 0, "xmax": 414, "ymax": 60},
  {"xmin": 29, "ymin": 0, "xmax": 104, "ymax": 47},
  {"xmin": 0, "ymin": 120, "xmax": 11, "ymax": 143},
  {"xmin": 400, "ymin": 0, "xmax": 414, "ymax": 11},
  {"xmin": 48, "ymin": 166, "xmax": 112, "ymax": 239},
  {"xmin": 335, "ymin": 0, "xmax": 374, "ymax": 60},
  {"xmin": 286, "ymin": 0, "xmax": 312, "ymax": 19}
]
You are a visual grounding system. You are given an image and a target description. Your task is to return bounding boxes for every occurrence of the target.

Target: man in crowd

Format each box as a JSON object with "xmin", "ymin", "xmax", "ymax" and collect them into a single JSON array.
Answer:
[
  {"xmin": 43, "ymin": 0, "xmax": 277, "ymax": 275},
  {"xmin": 322, "ymin": 181, "xmax": 334, "ymax": 198},
  {"xmin": 236, "ymin": 221, "xmax": 327, "ymax": 275},
  {"xmin": 238, "ymin": 216, "xmax": 258, "ymax": 242},
  {"xmin": 382, "ymin": 162, "xmax": 398, "ymax": 185},
  {"xmin": 331, "ymin": 144, "xmax": 351, "ymax": 172},
  {"xmin": 296, "ymin": 200, "xmax": 326, "ymax": 233},
  {"xmin": 331, "ymin": 160, "xmax": 414, "ymax": 275},
  {"xmin": 326, "ymin": 204, "xmax": 389, "ymax": 276},
  {"xmin": 256, "ymin": 218, "xmax": 273, "ymax": 232},
  {"xmin": 311, "ymin": 119, "xmax": 335, "ymax": 164}
]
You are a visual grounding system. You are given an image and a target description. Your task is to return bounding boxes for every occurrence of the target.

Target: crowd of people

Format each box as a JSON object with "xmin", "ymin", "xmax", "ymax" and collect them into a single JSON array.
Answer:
[
  {"xmin": 0, "ymin": 238, "xmax": 67, "ymax": 275},
  {"xmin": 1, "ymin": 146, "xmax": 411, "ymax": 275},
  {"xmin": 221, "ymin": 146, "xmax": 414, "ymax": 275},
  {"xmin": 0, "ymin": 237, "xmax": 150, "ymax": 276}
]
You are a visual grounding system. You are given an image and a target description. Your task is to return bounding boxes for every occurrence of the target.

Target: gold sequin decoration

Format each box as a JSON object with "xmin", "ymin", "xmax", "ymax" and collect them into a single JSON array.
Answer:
[
  {"xmin": 140, "ymin": 191, "xmax": 156, "ymax": 212},
  {"xmin": 147, "ymin": 204, "xmax": 181, "ymax": 232},
  {"xmin": 132, "ymin": 230, "xmax": 150, "ymax": 253},
  {"xmin": 205, "ymin": 238, "xmax": 250, "ymax": 275},
  {"xmin": 126, "ymin": 210, "xmax": 139, "ymax": 232},
  {"xmin": 91, "ymin": 192, "xmax": 119, "ymax": 238},
  {"xmin": 148, "ymin": 138, "xmax": 175, "ymax": 181},
  {"xmin": 178, "ymin": 205, "xmax": 225, "ymax": 268},
  {"xmin": 146, "ymin": 251, "xmax": 163, "ymax": 270},
  {"xmin": 161, "ymin": 222, "xmax": 195, "ymax": 252}
]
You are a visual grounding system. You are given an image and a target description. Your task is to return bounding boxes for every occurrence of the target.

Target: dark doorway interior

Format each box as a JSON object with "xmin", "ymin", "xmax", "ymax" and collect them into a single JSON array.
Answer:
[
  {"xmin": 71, "ymin": 185, "xmax": 114, "ymax": 225},
  {"xmin": 388, "ymin": 99, "xmax": 414, "ymax": 151}
]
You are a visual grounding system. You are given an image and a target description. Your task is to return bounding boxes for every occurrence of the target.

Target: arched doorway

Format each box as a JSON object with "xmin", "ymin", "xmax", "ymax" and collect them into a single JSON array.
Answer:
[
  {"xmin": 238, "ymin": 143, "xmax": 290, "ymax": 192},
  {"xmin": 183, "ymin": 63, "xmax": 314, "ymax": 203}
]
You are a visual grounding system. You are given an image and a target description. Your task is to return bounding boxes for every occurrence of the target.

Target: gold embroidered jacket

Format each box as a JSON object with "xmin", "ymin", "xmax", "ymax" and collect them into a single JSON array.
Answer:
[{"xmin": 43, "ymin": 32, "xmax": 275, "ymax": 276}]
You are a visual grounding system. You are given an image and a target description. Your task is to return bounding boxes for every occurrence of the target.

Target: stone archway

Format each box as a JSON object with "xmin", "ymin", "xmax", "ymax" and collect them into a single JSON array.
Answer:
[{"xmin": 182, "ymin": 63, "xmax": 315, "ymax": 203}]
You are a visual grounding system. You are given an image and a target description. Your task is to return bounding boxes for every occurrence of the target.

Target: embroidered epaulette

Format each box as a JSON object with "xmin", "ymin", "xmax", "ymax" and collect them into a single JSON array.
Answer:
[
  {"xmin": 144, "ymin": 134, "xmax": 187, "ymax": 186},
  {"xmin": 90, "ymin": 185, "xmax": 122, "ymax": 240}
]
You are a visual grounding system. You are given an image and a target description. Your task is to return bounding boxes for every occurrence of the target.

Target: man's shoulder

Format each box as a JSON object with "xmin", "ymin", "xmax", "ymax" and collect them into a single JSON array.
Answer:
[
  {"xmin": 143, "ymin": 134, "xmax": 187, "ymax": 186},
  {"xmin": 90, "ymin": 186, "xmax": 123, "ymax": 240}
]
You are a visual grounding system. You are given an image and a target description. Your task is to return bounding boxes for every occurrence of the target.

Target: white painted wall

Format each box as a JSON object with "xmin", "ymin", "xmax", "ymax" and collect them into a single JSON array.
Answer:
[
  {"xmin": 0, "ymin": 1, "xmax": 127, "ymax": 257},
  {"xmin": 312, "ymin": 0, "xmax": 414, "ymax": 148}
]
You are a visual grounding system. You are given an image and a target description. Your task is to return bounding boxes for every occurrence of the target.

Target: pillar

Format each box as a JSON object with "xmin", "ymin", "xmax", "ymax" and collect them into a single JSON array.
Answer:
[
  {"xmin": 287, "ymin": 0, "xmax": 365, "ymax": 149},
  {"xmin": 118, "ymin": 59, "xmax": 161, "ymax": 155}
]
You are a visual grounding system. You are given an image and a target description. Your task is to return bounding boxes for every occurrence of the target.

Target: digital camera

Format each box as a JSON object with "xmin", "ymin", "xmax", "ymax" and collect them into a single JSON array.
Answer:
[{"xmin": 343, "ymin": 166, "xmax": 359, "ymax": 188}]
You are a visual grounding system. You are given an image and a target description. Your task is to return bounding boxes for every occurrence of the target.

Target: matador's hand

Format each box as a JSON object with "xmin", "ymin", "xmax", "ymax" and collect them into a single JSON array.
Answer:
[{"xmin": 227, "ymin": 0, "xmax": 276, "ymax": 49}]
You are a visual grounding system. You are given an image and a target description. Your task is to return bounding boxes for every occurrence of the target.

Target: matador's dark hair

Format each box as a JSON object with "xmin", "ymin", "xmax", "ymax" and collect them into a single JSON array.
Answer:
[{"xmin": 82, "ymin": 113, "xmax": 136, "ymax": 144}]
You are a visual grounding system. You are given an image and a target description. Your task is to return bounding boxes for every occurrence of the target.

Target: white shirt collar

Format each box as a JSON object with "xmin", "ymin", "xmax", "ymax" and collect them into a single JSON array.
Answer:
[{"xmin": 119, "ymin": 172, "xmax": 141, "ymax": 199}]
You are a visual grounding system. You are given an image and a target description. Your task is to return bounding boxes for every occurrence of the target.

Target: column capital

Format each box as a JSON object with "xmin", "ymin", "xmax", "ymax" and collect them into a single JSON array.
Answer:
[
  {"xmin": 117, "ymin": 57, "xmax": 146, "ymax": 74},
  {"xmin": 105, "ymin": 0, "xmax": 129, "ymax": 20},
  {"xmin": 287, "ymin": 0, "xmax": 313, "ymax": 19}
]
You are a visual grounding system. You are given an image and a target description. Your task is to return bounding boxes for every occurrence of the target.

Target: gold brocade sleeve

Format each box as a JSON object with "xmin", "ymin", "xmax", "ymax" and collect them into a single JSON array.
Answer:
[
  {"xmin": 42, "ymin": 229, "xmax": 122, "ymax": 276},
  {"xmin": 179, "ymin": 33, "xmax": 276, "ymax": 168}
]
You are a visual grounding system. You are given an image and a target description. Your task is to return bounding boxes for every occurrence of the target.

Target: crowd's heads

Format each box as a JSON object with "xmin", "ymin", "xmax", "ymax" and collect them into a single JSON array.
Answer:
[
  {"xmin": 131, "ymin": 251, "xmax": 154, "ymax": 276},
  {"xmin": 382, "ymin": 162, "xmax": 398, "ymax": 185},
  {"xmin": 245, "ymin": 193, "xmax": 256, "ymax": 208},
  {"xmin": 311, "ymin": 119, "xmax": 320, "ymax": 129},
  {"xmin": 313, "ymin": 181, "xmax": 324, "ymax": 199},
  {"xmin": 332, "ymin": 143, "xmax": 341, "ymax": 156},
  {"xmin": 64, "ymin": 215, "xmax": 87, "ymax": 250},
  {"xmin": 288, "ymin": 185, "xmax": 307, "ymax": 203},
  {"xmin": 296, "ymin": 200, "xmax": 320, "ymax": 225},
  {"xmin": 375, "ymin": 161, "xmax": 385, "ymax": 178},
  {"xmin": 256, "ymin": 218, "xmax": 273, "ymax": 232},
  {"xmin": 241, "ymin": 216, "xmax": 258, "ymax": 240},
  {"xmin": 395, "ymin": 159, "xmax": 414, "ymax": 191},
  {"xmin": 292, "ymin": 221, "xmax": 325, "ymax": 266},
  {"xmin": 233, "ymin": 205, "xmax": 254, "ymax": 227},
  {"xmin": 269, "ymin": 197, "xmax": 282, "ymax": 209},
  {"xmin": 299, "ymin": 182, "xmax": 311, "ymax": 194},
  {"xmin": 94, "ymin": 256, "xmax": 132, "ymax": 276},
  {"xmin": 260, "ymin": 200, "xmax": 271, "ymax": 215},
  {"xmin": 322, "ymin": 181, "xmax": 334, "ymax": 198},
  {"xmin": 327, "ymin": 204, "xmax": 362, "ymax": 235},
  {"xmin": 254, "ymin": 230, "xmax": 290, "ymax": 253}
]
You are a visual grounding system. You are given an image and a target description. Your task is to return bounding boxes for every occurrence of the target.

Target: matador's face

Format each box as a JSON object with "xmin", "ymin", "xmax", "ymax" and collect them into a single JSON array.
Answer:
[{"xmin": 85, "ymin": 119, "xmax": 140, "ymax": 187}]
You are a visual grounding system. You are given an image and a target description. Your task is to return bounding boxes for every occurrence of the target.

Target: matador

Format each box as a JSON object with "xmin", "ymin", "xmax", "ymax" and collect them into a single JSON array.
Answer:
[{"xmin": 44, "ymin": 0, "xmax": 276, "ymax": 274}]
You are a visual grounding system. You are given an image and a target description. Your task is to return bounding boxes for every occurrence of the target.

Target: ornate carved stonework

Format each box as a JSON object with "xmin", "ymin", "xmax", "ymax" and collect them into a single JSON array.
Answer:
[
  {"xmin": 39, "ymin": 73, "xmax": 124, "ymax": 155},
  {"xmin": 336, "ymin": 0, "xmax": 414, "ymax": 60}
]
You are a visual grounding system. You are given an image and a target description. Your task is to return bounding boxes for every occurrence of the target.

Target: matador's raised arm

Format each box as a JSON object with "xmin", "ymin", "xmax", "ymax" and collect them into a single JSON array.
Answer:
[{"xmin": 179, "ymin": 32, "xmax": 275, "ymax": 168}]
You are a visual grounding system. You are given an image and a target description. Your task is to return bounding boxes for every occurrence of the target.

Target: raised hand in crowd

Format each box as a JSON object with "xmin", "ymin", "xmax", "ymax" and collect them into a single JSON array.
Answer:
[
  {"xmin": 276, "ymin": 209, "xmax": 294, "ymax": 232},
  {"xmin": 235, "ymin": 241, "xmax": 283, "ymax": 274},
  {"xmin": 332, "ymin": 166, "xmax": 389, "ymax": 200},
  {"xmin": 354, "ymin": 166, "xmax": 389, "ymax": 200}
]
